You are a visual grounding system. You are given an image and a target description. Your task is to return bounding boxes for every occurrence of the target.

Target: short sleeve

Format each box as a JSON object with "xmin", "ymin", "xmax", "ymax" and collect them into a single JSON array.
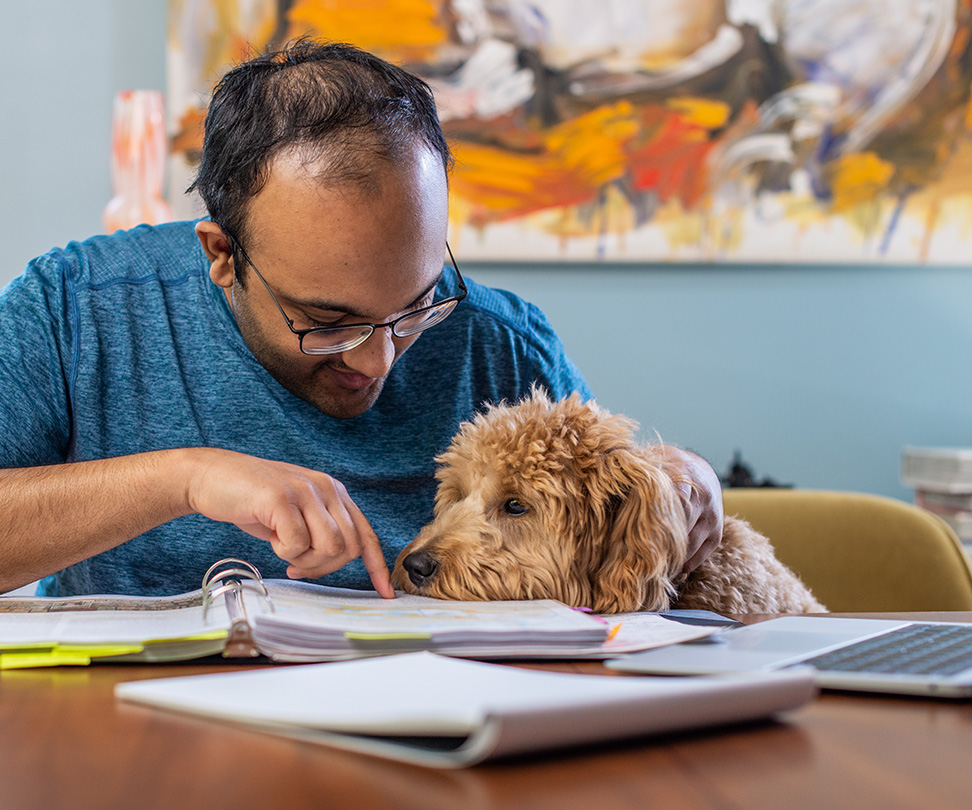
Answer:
[{"xmin": 0, "ymin": 253, "xmax": 75, "ymax": 467}]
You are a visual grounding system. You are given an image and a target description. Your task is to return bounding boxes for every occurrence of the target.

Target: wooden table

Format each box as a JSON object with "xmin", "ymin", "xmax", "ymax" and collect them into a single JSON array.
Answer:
[{"xmin": 3, "ymin": 613, "xmax": 972, "ymax": 810}]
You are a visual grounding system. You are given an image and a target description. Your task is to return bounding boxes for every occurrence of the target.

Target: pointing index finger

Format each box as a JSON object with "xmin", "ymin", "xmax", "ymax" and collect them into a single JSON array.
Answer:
[
  {"xmin": 360, "ymin": 531, "xmax": 394, "ymax": 598},
  {"xmin": 347, "ymin": 501, "xmax": 394, "ymax": 598}
]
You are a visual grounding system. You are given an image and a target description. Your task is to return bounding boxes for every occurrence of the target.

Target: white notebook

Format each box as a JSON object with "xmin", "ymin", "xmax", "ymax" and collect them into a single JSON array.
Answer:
[{"xmin": 115, "ymin": 651, "xmax": 816, "ymax": 767}]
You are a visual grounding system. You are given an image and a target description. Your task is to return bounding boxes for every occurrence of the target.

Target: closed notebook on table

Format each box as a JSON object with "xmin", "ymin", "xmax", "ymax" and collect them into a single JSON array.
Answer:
[{"xmin": 115, "ymin": 651, "xmax": 817, "ymax": 767}]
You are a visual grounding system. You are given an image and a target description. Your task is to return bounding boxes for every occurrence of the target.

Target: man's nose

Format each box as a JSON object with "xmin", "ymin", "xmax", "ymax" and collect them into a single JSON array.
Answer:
[{"xmin": 341, "ymin": 324, "xmax": 397, "ymax": 378}]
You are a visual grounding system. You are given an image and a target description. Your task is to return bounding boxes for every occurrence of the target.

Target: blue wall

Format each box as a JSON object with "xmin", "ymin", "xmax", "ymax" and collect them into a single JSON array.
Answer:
[
  {"xmin": 0, "ymin": 1, "xmax": 167, "ymax": 270},
  {"xmin": 3, "ymin": 1, "xmax": 970, "ymax": 501},
  {"xmin": 471, "ymin": 262, "xmax": 972, "ymax": 499}
]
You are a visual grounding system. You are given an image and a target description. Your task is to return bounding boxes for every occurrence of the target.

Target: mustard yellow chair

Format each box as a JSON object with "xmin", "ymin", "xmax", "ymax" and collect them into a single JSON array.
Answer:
[{"xmin": 722, "ymin": 488, "xmax": 972, "ymax": 612}]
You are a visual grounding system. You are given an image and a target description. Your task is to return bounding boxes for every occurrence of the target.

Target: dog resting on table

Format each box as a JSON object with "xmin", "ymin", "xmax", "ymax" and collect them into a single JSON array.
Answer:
[{"xmin": 392, "ymin": 390, "xmax": 826, "ymax": 614}]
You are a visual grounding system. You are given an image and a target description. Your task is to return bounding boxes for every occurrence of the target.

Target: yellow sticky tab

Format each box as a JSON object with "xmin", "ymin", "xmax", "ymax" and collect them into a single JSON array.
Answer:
[
  {"xmin": 123, "ymin": 629, "xmax": 231, "ymax": 645},
  {"xmin": 162, "ymin": 629, "xmax": 229, "ymax": 642},
  {"xmin": 1, "ymin": 651, "xmax": 90, "ymax": 669},
  {"xmin": 70, "ymin": 644, "xmax": 145, "ymax": 658},
  {"xmin": 0, "ymin": 644, "xmax": 145, "ymax": 669}
]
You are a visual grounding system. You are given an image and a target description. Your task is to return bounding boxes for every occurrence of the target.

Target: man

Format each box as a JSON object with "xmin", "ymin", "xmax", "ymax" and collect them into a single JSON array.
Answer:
[{"xmin": 0, "ymin": 41, "xmax": 722, "ymax": 597}]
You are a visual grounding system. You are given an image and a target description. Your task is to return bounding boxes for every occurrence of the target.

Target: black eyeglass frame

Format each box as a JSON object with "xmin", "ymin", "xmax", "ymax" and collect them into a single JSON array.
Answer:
[{"xmin": 223, "ymin": 231, "xmax": 467, "ymax": 356}]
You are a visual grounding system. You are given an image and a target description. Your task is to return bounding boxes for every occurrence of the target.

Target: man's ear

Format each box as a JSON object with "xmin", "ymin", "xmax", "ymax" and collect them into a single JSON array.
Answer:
[{"xmin": 195, "ymin": 220, "xmax": 235, "ymax": 289}]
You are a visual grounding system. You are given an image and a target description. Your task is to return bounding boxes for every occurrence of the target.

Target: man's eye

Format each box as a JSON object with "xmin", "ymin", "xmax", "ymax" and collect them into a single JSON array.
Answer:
[
  {"xmin": 306, "ymin": 314, "xmax": 347, "ymax": 328},
  {"xmin": 503, "ymin": 498, "xmax": 528, "ymax": 516}
]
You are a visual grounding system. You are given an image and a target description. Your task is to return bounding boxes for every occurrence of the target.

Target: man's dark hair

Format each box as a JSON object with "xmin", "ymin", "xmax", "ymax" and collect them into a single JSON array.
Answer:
[{"xmin": 189, "ymin": 39, "xmax": 452, "ymax": 270}]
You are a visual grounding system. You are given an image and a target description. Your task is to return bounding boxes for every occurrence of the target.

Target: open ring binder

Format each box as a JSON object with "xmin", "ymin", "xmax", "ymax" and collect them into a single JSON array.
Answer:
[
  {"xmin": 200, "ymin": 558, "xmax": 274, "ymax": 621},
  {"xmin": 8, "ymin": 555, "xmax": 713, "ymax": 669},
  {"xmin": 199, "ymin": 559, "xmax": 275, "ymax": 658},
  {"xmin": 202, "ymin": 558, "xmax": 262, "ymax": 590}
]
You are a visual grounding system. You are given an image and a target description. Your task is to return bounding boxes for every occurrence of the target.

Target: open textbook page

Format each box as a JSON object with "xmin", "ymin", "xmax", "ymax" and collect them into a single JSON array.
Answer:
[{"xmin": 241, "ymin": 579, "xmax": 607, "ymax": 659}]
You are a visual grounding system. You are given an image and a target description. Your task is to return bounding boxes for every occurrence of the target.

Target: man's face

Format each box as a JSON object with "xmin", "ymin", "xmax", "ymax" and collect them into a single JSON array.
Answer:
[{"xmin": 223, "ymin": 145, "xmax": 450, "ymax": 419}]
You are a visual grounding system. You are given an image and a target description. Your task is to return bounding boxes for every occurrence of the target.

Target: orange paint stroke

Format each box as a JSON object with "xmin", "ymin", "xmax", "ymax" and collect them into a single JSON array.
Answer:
[
  {"xmin": 286, "ymin": 0, "xmax": 445, "ymax": 60},
  {"xmin": 171, "ymin": 107, "xmax": 206, "ymax": 155},
  {"xmin": 450, "ymin": 101, "xmax": 720, "ymax": 228},
  {"xmin": 451, "ymin": 102, "xmax": 640, "ymax": 225},
  {"xmin": 627, "ymin": 108, "xmax": 716, "ymax": 208}
]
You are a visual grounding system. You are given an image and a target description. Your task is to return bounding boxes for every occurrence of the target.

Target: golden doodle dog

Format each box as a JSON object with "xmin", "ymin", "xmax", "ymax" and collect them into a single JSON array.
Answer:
[{"xmin": 393, "ymin": 390, "xmax": 826, "ymax": 614}]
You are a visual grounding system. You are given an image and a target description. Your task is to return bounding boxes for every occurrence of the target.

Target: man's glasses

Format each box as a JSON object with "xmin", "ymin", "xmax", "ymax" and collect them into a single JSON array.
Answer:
[{"xmin": 225, "ymin": 232, "xmax": 467, "ymax": 356}]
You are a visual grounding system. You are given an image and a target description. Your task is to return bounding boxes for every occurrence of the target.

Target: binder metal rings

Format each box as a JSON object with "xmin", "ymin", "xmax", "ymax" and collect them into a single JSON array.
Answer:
[{"xmin": 201, "ymin": 558, "xmax": 274, "ymax": 620}]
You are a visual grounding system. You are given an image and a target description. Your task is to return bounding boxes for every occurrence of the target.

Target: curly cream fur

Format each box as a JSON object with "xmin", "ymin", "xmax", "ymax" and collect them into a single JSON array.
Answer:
[{"xmin": 393, "ymin": 390, "xmax": 826, "ymax": 614}]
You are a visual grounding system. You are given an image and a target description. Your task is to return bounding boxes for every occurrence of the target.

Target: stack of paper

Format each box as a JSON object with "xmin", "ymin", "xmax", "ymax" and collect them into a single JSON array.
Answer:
[
  {"xmin": 246, "ymin": 580, "xmax": 608, "ymax": 660},
  {"xmin": 901, "ymin": 446, "xmax": 972, "ymax": 544}
]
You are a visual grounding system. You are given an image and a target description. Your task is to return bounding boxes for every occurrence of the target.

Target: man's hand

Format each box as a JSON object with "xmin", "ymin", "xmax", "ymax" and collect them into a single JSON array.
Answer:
[
  {"xmin": 183, "ymin": 449, "xmax": 394, "ymax": 597},
  {"xmin": 661, "ymin": 446, "xmax": 724, "ymax": 574}
]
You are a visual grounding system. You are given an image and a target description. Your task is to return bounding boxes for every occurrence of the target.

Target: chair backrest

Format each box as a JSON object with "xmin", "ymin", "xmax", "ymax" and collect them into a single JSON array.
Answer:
[{"xmin": 722, "ymin": 488, "xmax": 972, "ymax": 612}]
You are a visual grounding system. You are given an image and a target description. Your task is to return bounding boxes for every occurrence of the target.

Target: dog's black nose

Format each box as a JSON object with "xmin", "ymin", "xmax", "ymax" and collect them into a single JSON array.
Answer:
[{"xmin": 402, "ymin": 551, "xmax": 439, "ymax": 587}]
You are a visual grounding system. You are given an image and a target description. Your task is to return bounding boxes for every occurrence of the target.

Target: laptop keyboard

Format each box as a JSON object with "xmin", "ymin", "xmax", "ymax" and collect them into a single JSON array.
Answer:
[{"xmin": 803, "ymin": 623, "xmax": 972, "ymax": 676}]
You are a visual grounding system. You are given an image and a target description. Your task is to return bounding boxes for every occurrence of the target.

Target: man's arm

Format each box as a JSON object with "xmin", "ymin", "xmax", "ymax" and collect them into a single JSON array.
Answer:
[
  {"xmin": 0, "ymin": 449, "xmax": 394, "ymax": 596},
  {"xmin": 659, "ymin": 446, "xmax": 724, "ymax": 573}
]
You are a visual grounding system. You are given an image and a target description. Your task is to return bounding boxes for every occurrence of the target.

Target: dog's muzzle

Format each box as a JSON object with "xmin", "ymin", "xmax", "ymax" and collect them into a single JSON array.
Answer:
[{"xmin": 401, "ymin": 550, "xmax": 439, "ymax": 588}]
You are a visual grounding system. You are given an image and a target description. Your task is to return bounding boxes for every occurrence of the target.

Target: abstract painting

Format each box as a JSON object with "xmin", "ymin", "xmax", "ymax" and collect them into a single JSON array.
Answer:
[{"xmin": 167, "ymin": 0, "xmax": 972, "ymax": 263}]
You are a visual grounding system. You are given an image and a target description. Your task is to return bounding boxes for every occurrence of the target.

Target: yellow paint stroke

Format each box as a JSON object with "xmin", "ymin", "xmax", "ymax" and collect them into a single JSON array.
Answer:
[
  {"xmin": 450, "ymin": 102, "xmax": 639, "ymax": 226},
  {"xmin": 544, "ymin": 101, "xmax": 640, "ymax": 182},
  {"xmin": 597, "ymin": 184, "xmax": 639, "ymax": 237},
  {"xmin": 825, "ymin": 151, "xmax": 894, "ymax": 242},
  {"xmin": 919, "ymin": 198, "xmax": 942, "ymax": 263},
  {"xmin": 287, "ymin": 0, "xmax": 445, "ymax": 59},
  {"xmin": 829, "ymin": 151, "xmax": 895, "ymax": 213},
  {"xmin": 659, "ymin": 198, "xmax": 709, "ymax": 253},
  {"xmin": 538, "ymin": 184, "xmax": 638, "ymax": 240},
  {"xmin": 906, "ymin": 138, "xmax": 972, "ymax": 259},
  {"xmin": 911, "ymin": 136, "xmax": 972, "ymax": 201},
  {"xmin": 665, "ymin": 97, "xmax": 731, "ymax": 131}
]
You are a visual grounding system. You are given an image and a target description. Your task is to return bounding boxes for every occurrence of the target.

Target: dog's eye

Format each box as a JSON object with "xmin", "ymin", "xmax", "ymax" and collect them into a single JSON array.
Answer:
[{"xmin": 503, "ymin": 498, "xmax": 529, "ymax": 516}]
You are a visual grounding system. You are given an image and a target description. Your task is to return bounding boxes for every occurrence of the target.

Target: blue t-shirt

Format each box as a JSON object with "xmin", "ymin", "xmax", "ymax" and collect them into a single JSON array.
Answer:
[{"xmin": 0, "ymin": 221, "xmax": 591, "ymax": 596}]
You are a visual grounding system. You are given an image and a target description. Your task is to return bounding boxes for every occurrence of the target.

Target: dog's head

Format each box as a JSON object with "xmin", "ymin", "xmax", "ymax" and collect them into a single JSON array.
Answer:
[{"xmin": 392, "ymin": 389, "xmax": 689, "ymax": 612}]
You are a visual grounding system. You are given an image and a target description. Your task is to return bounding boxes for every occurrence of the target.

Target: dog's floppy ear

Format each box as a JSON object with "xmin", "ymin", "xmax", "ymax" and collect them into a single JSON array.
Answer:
[{"xmin": 589, "ymin": 447, "xmax": 689, "ymax": 613}]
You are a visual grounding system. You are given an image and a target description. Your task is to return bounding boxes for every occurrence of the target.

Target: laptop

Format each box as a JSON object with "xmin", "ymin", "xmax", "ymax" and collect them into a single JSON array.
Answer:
[{"xmin": 606, "ymin": 616, "xmax": 972, "ymax": 698}]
